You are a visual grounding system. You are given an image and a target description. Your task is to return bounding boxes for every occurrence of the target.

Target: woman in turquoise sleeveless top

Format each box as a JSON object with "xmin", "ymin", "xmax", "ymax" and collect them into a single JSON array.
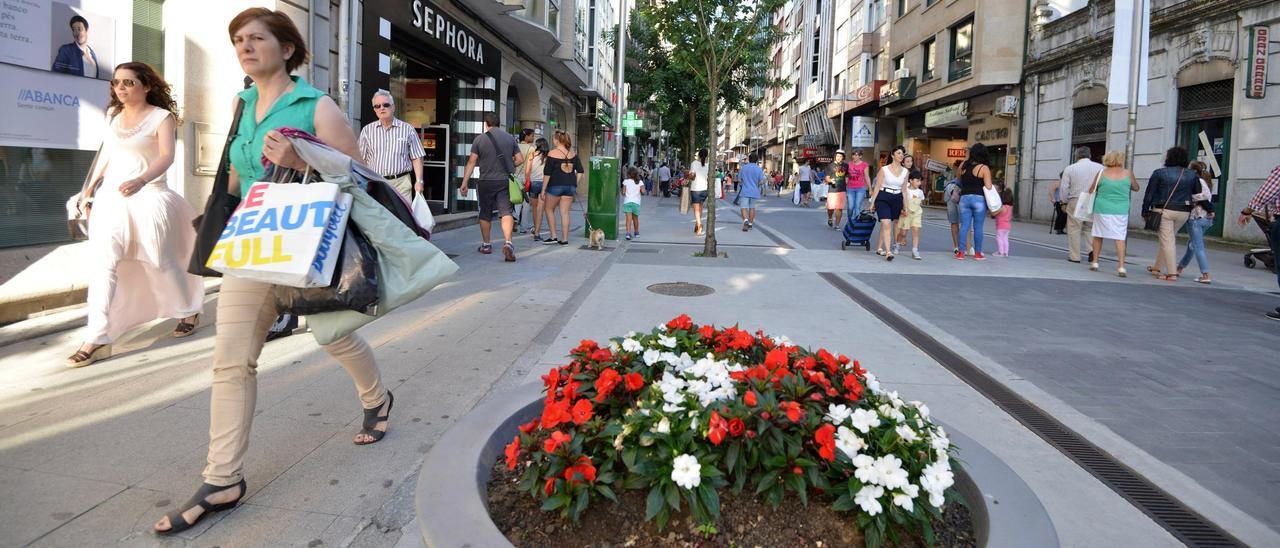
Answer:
[
  {"xmin": 155, "ymin": 8, "xmax": 391, "ymax": 536},
  {"xmin": 1088, "ymin": 150, "xmax": 1140, "ymax": 277}
]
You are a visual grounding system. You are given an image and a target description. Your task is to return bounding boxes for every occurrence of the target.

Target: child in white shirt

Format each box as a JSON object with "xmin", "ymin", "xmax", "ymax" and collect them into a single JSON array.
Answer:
[{"xmin": 621, "ymin": 167, "xmax": 646, "ymax": 240}]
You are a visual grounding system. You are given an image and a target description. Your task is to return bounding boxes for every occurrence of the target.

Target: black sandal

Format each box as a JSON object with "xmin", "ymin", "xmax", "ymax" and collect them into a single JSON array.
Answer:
[
  {"xmin": 172, "ymin": 315, "xmax": 199, "ymax": 338},
  {"xmin": 355, "ymin": 391, "xmax": 394, "ymax": 445},
  {"xmin": 155, "ymin": 479, "xmax": 246, "ymax": 536}
]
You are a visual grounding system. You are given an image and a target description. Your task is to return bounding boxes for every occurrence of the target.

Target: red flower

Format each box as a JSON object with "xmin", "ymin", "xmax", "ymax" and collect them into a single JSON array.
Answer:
[
  {"xmin": 698, "ymin": 325, "xmax": 716, "ymax": 339},
  {"xmin": 708, "ymin": 411, "xmax": 729, "ymax": 445},
  {"xmin": 571, "ymin": 398, "xmax": 594, "ymax": 425},
  {"xmin": 792, "ymin": 466, "xmax": 804, "ymax": 475},
  {"xmin": 540, "ymin": 399, "xmax": 571, "ymax": 429},
  {"xmin": 808, "ymin": 392, "xmax": 824, "ymax": 401},
  {"xmin": 624, "ymin": 372, "xmax": 644, "ymax": 391},
  {"xmin": 746, "ymin": 430, "xmax": 757, "ymax": 439},
  {"xmin": 504, "ymin": 435, "xmax": 521, "ymax": 470},
  {"xmin": 594, "ymin": 368, "xmax": 622, "ymax": 402},
  {"xmin": 780, "ymin": 401, "xmax": 803, "ymax": 423},
  {"xmin": 563, "ymin": 380, "xmax": 582, "ymax": 402},
  {"xmin": 764, "ymin": 347, "xmax": 789, "ymax": 370},
  {"xmin": 815, "ymin": 423, "xmax": 836, "ymax": 462},
  {"xmin": 852, "ymin": 359, "xmax": 867, "ymax": 377},
  {"xmin": 518, "ymin": 419, "xmax": 539, "ymax": 434},
  {"xmin": 666, "ymin": 314, "xmax": 693, "ymax": 331},
  {"xmin": 728, "ymin": 418, "xmax": 746, "ymax": 437},
  {"xmin": 843, "ymin": 375, "xmax": 864, "ymax": 401},
  {"xmin": 796, "ymin": 356, "xmax": 817, "ymax": 371},
  {"xmin": 760, "ymin": 412, "xmax": 771, "ymax": 420},
  {"xmin": 573, "ymin": 339, "xmax": 599, "ymax": 354},
  {"xmin": 542, "ymin": 430, "xmax": 571, "ymax": 453},
  {"xmin": 590, "ymin": 348, "xmax": 613, "ymax": 363},
  {"xmin": 744, "ymin": 391, "xmax": 758, "ymax": 407},
  {"xmin": 541, "ymin": 368, "xmax": 562, "ymax": 392},
  {"xmin": 838, "ymin": 354, "xmax": 851, "ymax": 366},
  {"xmin": 563, "ymin": 456, "xmax": 597, "ymax": 486},
  {"xmin": 544, "ymin": 477, "xmax": 557, "ymax": 495},
  {"xmin": 816, "ymin": 349, "xmax": 838, "ymax": 374}
]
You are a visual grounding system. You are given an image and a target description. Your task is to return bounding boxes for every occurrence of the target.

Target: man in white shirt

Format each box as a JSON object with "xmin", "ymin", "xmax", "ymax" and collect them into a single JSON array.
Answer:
[
  {"xmin": 358, "ymin": 90, "xmax": 426, "ymax": 201},
  {"xmin": 1049, "ymin": 147, "xmax": 1104, "ymax": 263},
  {"xmin": 797, "ymin": 158, "xmax": 814, "ymax": 207},
  {"xmin": 657, "ymin": 163, "xmax": 673, "ymax": 197}
]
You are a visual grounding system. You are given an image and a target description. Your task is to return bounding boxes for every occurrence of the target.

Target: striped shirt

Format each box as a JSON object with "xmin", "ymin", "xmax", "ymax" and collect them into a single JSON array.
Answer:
[
  {"xmin": 358, "ymin": 118, "xmax": 425, "ymax": 177},
  {"xmin": 1248, "ymin": 165, "xmax": 1280, "ymax": 218}
]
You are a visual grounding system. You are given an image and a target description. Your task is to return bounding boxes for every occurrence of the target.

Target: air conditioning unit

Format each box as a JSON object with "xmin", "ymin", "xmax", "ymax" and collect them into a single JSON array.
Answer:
[
  {"xmin": 995, "ymin": 95, "xmax": 1019, "ymax": 117},
  {"xmin": 893, "ymin": 67, "xmax": 911, "ymax": 80}
]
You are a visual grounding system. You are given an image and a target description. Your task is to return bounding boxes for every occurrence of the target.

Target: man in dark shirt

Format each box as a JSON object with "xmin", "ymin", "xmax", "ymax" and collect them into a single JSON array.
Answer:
[{"xmin": 460, "ymin": 113, "xmax": 524, "ymax": 262}]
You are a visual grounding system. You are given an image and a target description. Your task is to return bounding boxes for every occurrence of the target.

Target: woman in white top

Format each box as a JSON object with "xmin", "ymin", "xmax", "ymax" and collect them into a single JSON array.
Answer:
[
  {"xmin": 524, "ymin": 137, "xmax": 549, "ymax": 241},
  {"xmin": 869, "ymin": 146, "xmax": 908, "ymax": 260},
  {"xmin": 65, "ymin": 62, "xmax": 204, "ymax": 367},
  {"xmin": 687, "ymin": 148, "xmax": 711, "ymax": 235},
  {"xmin": 1176, "ymin": 161, "xmax": 1215, "ymax": 284}
]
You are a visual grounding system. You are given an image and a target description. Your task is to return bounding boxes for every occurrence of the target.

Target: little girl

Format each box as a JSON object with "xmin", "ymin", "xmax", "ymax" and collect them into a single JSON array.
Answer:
[
  {"xmin": 993, "ymin": 183, "xmax": 1014, "ymax": 256},
  {"xmin": 902, "ymin": 170, "xmax": 925, "ymax": 260},
  {"xmin": 622, "ymin": 167, "xmax": 645, "ymax": 240}
]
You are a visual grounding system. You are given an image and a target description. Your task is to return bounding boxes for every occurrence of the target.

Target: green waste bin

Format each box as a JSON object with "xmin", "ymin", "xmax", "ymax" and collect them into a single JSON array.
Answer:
[{"xmin": 586, "ymin": 156, "xmax": 619, "ymax": 240}]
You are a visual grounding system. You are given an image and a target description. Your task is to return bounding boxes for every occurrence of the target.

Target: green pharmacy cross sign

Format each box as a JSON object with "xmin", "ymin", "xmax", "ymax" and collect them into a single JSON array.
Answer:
[{"xmin": 622, "ymin": 110, "xmax": 644, "ymax": 136}]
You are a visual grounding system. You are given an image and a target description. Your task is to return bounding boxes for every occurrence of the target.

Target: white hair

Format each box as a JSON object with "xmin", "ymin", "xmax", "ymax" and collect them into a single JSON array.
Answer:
[{"xmin": 372, "ymin": 89, "xmax": 394, "ymax": 105}]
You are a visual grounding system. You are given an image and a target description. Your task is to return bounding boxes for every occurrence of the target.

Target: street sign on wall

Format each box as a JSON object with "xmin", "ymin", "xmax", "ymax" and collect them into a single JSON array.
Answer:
[
  {"xmin": 849, "ymin": 116, "xmax": 875, "ymax": 148},
  {"xmin": 1247, "ymin": 26, "xmax": 1269, "ymax": 99}
]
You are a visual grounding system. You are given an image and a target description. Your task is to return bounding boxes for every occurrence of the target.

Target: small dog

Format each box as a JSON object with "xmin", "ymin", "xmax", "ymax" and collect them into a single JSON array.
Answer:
[{"xmin": 585, "ymin": 216, "xmax": 606, "ymax": 250}]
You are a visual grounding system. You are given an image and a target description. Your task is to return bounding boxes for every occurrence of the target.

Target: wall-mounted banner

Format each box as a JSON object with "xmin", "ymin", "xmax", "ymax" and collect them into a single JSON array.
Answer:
[
  {"xmin": 849, "ymin": 116, "xmax": 875, "ymax": 148},
  {"xmin": 925, "ymin": 102, "xmax": 969, "ymax": 127},
  {"xmin": 0, "ymin": 0, "xmax": 120, "ymax": 80},
  {"xmin": 1107, "ymin": 0, "xmax": 1150, "ymax": 105},
  {"xmin": 0, "ymin": 62, "xmax": 110, "ymax": 150},
  {"xmin": 1246, "ymin": 26, "xmax": 1269, "ymax": 99}
]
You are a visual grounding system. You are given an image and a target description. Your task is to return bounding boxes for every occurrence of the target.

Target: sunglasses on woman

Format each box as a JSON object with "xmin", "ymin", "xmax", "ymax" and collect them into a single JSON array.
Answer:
[{"xmin": 110, "ymin": 78, "xmax": 138, "ymax": 88}]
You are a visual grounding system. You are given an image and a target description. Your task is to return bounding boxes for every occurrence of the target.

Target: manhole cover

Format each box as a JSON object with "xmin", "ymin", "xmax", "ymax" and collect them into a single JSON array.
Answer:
[{"xmin": 646, "ymin": 282, "xmax": 715, "ymax": 297}]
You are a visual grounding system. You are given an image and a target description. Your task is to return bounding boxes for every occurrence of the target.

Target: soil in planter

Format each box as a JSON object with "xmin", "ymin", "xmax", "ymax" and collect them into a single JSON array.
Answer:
[{"xmin": 488, "ymin": 459, "xmax": 976, "ymax": 547}]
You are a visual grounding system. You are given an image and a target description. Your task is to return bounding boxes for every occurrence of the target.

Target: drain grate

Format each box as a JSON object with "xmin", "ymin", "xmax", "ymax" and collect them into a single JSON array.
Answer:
[
  {"xmin": 818, "ymin": 272, "xmax": 1244, "ymax": 547},
  {"xmin": 626, "ymin": 248, "xmax": 661, "ymax": 254},
  {"xmin": 646, "ymin": 282, "xmax": 715, "ymax": 297}
]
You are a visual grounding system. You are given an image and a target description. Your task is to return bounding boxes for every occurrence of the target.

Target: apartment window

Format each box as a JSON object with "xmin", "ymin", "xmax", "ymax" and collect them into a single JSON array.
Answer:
[
  {"xmin": 811, "ymin": 26, "xmax": 822, "ymax": 84},
  {"xmin": 896, "ymin": 0, "xmax": 907, "ymax": 18},
  {"xmin": 514, "ymin": 0, "xmax": 560, "ymax": 36},
  {"xmin": 921, "ymin": 37, "xmax": 936, "ymax": 80},
  {"xmin": 866, "ymin": 0, "xmax": 883, "ymax": 30},
  {"xmin": 893, "ymin": 55, "xmax": 904, "ymax": 79},
  {"xmin": 949, "ymin": 17, "xmax": 974, "ymax": 80},
  {"xmin": 926, "ymin": 0, "xmax": 939, "ymax": 6},
  {"xmin": 866, "ymin": 53, "xmax": 881, "ymax": 82},
  {"xmin": 133, "ymin": 0, "xmax": 164, "ymax": 74}
]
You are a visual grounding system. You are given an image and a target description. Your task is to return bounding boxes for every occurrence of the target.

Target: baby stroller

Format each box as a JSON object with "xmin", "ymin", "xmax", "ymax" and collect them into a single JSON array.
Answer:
[
  {"xmin": 1244, "ymin": 214, "xmax": 1276, "ymax": 273},
  {"xmin": 842, "ymin": 209, "xmax": 877, "ymax": 251}
]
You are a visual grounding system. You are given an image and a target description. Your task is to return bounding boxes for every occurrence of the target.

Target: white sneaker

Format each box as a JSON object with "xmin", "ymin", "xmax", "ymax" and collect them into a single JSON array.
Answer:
[{"xmin": 912, "ymin": 249, "xmax": 922, "ymax": 260}]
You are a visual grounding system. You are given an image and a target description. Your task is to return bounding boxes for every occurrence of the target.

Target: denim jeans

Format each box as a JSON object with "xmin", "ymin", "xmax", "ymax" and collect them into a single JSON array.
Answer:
[
  {"xmin": 1271, "ymin": 216, "xmax": 1280, "ymax": 289},
  {"xmin": 847, "ymin": 188, "xmax": 868, "ymax": 218},
  {"xmin": 958, "ymin": 194, "xmax": 987, "ymax": 254},
  {"xmin": 1177, "ymin": 217, "xmax": 1213, "ymax": 274}
]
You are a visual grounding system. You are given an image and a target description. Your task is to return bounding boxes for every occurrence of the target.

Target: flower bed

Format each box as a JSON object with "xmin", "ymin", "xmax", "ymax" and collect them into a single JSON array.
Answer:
[{"xmin": 499, "ymin": 315, "xmax": 963, "ymax": 547}]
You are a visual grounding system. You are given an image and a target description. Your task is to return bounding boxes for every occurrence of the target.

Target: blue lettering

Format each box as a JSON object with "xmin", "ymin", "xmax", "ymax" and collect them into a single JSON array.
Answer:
[
  {"xmin": 234, "ymin": 210, "xmax": 260, "ymax": 236},
  {"xmin": 309, "ymin": 200, "xmax": 334, "ymax": 227},
  {"xmin": 17, "ymin": 89, "xmax": 80, "ymax": 107},
  {"xmin": 220, "ymin": 212, "xmax": 239, "ymax": 239},
  {"xmin": 310, "ymin": 201, "xmax": 348, "ymax": 272},
  {"xmin": 254, "ymin": 208, "xmax": 279, "ymax": 233},
  {"xmin": 280, "ymin": 204, "xmax": 307, "ymax": 229}
]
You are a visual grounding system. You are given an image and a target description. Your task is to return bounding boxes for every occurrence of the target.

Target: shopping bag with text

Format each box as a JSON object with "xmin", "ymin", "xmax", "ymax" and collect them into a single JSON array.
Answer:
[{"xmin": 206, "ymin": 181, "xmax": 353, "ymax": 288}]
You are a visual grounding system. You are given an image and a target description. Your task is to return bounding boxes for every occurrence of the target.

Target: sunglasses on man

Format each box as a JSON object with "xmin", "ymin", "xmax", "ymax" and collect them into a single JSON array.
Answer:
[{"xmin": 373, "ymin": 102, "xmax": 392, "ymax": 109}]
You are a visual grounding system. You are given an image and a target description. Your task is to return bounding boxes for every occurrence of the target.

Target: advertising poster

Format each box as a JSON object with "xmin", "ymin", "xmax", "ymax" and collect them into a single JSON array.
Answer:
[
  {"xmin": 0, "ymin": 0, "xmax": 118, "ymax": 80},
  {"xmin": 0, "ymin": 62, "xmax": 110, "ymax": 150}
]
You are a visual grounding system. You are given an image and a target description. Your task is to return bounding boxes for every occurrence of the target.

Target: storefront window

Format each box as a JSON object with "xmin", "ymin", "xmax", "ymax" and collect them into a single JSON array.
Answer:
[
  {"xmin": 949, "ymin": 17, "xmax": 973, "ymax": 80},
  {"xmin": 0, "ymin": 146, "xmax": 96, "ymax": 249}
]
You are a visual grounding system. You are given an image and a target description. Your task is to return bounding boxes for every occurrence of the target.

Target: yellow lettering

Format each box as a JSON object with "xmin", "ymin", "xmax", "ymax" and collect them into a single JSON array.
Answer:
[
  {"xmin": 205, "ymin": 242, "xmax": 226, "ymax": 267},
  {"xmin": 270, "ymin": 234, "xmax": 293, "ymax": 263},
  {"xmin": 225, "ymin": 239, "xmax": 252, "ymax": 268}
]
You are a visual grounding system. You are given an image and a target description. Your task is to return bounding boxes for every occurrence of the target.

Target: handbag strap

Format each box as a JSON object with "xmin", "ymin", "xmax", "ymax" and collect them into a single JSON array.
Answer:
[
  {"xmin": 213, "ymin": 99, "xmax": 247, "ymax": 196},
  {"xmin": 79, "ymin": 145, "xmax": 105, "ymax": 199},
  {"xmin": 483, "ymin": 130, "xmax": 515, "ymax": 175},
  {"xmin": 1158, "ymin": 168, "xmax": 1186, "ymax": 211}
]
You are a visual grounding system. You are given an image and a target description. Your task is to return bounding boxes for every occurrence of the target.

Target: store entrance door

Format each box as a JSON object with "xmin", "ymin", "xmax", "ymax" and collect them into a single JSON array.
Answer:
[
  {"xmin": 390, "ymin": 51, "xmax": 456, "ymax": 213},
  {"xmin": 1178, "ymin": 118, "xmax": 1230, "ymax": 237}
]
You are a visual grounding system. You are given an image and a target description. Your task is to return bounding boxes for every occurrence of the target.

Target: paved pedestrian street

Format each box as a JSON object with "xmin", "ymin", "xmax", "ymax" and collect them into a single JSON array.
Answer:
[{"xmin": 1, "ymin": 193, "xmax": 1276, "ymax": 547}]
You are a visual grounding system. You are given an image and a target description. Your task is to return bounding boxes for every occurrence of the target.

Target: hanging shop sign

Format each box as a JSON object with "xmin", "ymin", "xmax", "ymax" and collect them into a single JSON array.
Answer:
[
  {"xmin": 374, "ymin": 0, "xmax": 501, "ymax": 78},
  {"xmin": 849, "ymin": 116, "xmax": 876, "ymax": 148},
  {"xmin": 1247, "ymin": 26, "xmax": 1269, "ymax": 99},
  {"xmin": 827, "ymin": 80, "xmax": 885, "ymax": 118},
  {"xmin": 880, "ymin": 77, "xmax": 917, "ymax": 105},
  {"xmin": 946, "ymin": 148, "xmax": 968, "ymax": 158},
  {"xmin": 925, "ymin": 102, "xmax": 969, "ymax": 127}
]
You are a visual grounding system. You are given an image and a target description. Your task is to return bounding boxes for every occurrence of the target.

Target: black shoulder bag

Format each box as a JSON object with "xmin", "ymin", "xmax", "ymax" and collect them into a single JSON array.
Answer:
[
  {"xmin": 188, "ymin": 99, "xmax": 246, "ymax": 277},
  {"xmin": 1143, "ymin": 168, "xmax": 1187, "ymax": 232}
]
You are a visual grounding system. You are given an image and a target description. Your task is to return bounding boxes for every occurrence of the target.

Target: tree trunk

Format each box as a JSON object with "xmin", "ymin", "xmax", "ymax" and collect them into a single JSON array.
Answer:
[
  {"xmin": 688, "ymin": 107, "xmax": 697, "ymax": 166},
  {"xmin": 703, "ymin": 78, "xmax": 718, "ymax": 257}
]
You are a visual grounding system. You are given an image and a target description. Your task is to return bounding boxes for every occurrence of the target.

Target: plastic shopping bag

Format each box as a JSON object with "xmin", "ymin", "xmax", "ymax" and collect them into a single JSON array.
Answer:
[
  {"xmin": 983, "ymin": 185, "xmax": 1003, "ymax": 212},
  {"xmin": 1072, "ymin": 192, "xmax": 1095, "ymax": 220},
  {"xmin": 206, "ymin": 181, "xmax": 353, "ymax": 288},
  {"xmin": 792, "ymin": 184, "xmax": 801, "ymax": 205},
  {"xmin": 411, "ymin": 193, "xmax": 436, "ymax": 233}
]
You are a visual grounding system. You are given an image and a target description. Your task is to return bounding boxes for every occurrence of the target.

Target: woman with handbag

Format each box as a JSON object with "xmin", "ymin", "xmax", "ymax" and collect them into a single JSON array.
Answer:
[
  {"xmin": 1087, "ymin": 151, "xmax": 1140, "ymax": 276},
  {"xmin": 1142, "ymin": 147, "xmax": 1196, "ymax": 281},
  {"xmin": 1175, "ymin": 161, "xmax": 1215, "ymax": 284},
  {"xmin": 154, "ymin": 8, "xmax": 392, "ymax": 535},
  {"xmin": 65, "ymin": 62, "xmax": 204, "ymax": 368},
  {"xmin": 953, "ymin": 143, "xmax": 995, "ymax": 261},
  {"xmin": 687, "ymin": 148, "xmax": 712, "ymax": 234}
]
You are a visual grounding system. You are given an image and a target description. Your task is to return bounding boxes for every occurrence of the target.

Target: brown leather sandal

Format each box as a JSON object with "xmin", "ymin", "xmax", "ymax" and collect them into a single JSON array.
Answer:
[
  {"xmin": 172, "ymin": 315, "xmax": 200, "ymax": 338},
  {"xmin": 65, "ymin": 344, "xmax": 111, "ymax": 368}
]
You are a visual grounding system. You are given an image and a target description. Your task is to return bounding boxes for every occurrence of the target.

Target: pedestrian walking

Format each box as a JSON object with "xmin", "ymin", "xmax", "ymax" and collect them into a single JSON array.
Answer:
[
  {"xmin": 737, "ymin": 153, "xmax": 764, "ymax": 231},
  {"xmin": 541, "ymin": 130, "xmax": 583, "ymax": 245},
  {"xmin": 1051, "ymin": 173, "xmax": 1069, "ymax": 234},
  {"xmin": 1050, "ymin": 147, "xmax": 1104, "ymax": 263},
  {"xmin": 64, "ymin": 62, "xmax": 204, "ymax": 368},
  {"xmin": 525, "ymin": 136, "xmax": 549, "ymax": 241},
  {"xmin": 870, "ymin": 146, "xmax": 908, "ymax": 260},
  {"xmin": 955, "ymin": 143, "xmax": 995, "ymax": 261},
  {"xmin": 943, "ymin": 175, "xmax": 962, "ymax": 254},
  {"xmin": 797, "ymin": 158, "xmax": 813, "ymax": 207},
  {"xmin": 1176, "ymin": 161, "xmax": 1216, "ymax": 284},
  {"xmin": 688, "ymin": 148, "xmax": 711, "ymax": 234},
  {"xmin": 992, "ymin": 182, "xmax": 1014, "ymax": 257},
  {"xmin": 1086, "ymin": 150, "xmax": 1140, "ymax": 276},
  {"xmin": 154, "ymin": 8, "xmax": 393, "ymax": 535},
  {"xmin": 895, "ymin": 155, "xmax": 916, "ymax": 248},
  {"xmin": 657, "ymin": 162, "xmax": 673, "ymax": 197},
  {"xmin": 825, "ymin": 150, "xmax": 849, "ymax": 229},
  {"xmin": 1142, "ymin": 147, "xmax": 1197, "ymax": 281},
  {"xmin": 358, "ymin": 90, "xmax": 425, "ymax": 202},
  {"xmin": 622, "ymin": 166, "xmax": 645, "ymax": 240},
  {"xmin": 903, "ymin": 170, "xmax": 925, "ymax": 259},
  {"xmin": 461, "ymin": 112, "xmax": 524, "ymax": 261},
  {"xmin": 846, "ymin": 150, "xmax": 872, "ymax": 222},
  {"xmin": 1237, "ymin": 163, "xmax": 1280, "ymax": 320}
]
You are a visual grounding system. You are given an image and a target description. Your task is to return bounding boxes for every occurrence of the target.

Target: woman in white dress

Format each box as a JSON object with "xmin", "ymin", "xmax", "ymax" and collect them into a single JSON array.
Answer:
[{"xmin": 65, "ymin": 62, "xmax": 204, "ymax": 368}]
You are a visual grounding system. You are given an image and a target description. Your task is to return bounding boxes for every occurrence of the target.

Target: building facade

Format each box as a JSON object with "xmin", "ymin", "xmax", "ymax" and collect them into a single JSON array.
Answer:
[{"xmin": 1020, "ymin": 0, "xmax": 1278, "ymax": 244}]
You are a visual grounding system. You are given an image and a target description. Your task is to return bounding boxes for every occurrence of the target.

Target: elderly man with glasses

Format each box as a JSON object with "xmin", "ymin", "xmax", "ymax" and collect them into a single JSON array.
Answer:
[{"xmin": 358, "ymin": 90, "xmax": 425, "ymax": 201}]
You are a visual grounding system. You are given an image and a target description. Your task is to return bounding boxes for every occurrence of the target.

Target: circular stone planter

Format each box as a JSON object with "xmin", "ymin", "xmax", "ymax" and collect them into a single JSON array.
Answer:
[{"xmin": 415, "ymin": 380, "xmax": 1059, "ymax": 547}]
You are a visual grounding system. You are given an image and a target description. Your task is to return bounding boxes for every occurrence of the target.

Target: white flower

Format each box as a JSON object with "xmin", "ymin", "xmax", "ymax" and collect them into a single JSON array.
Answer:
[
  {"xmin": 878, "ymin": 403, "xmax": 906, "ymax": 423},
  {"xmin": 930, "ymin": 427, "xmax": 950, "ymax": 453},
  {"xmin": 835, "ymin": 426, "xmax": 865, "ymax": 460},
  {"xmin": 912, "ymin": 402, "xmax": 931, "ymax": 419},
  {"xmin": 874, "ymin": 455, "xmax": 909, "ymax": 489},
  {"xmin": 919, "ymin": 460, "xmax": 955, "ymax": 503},
  {"xmin": 622, "ymin": 338, "xmax": 643, "ymax": 353},
  {"xmin": 895, "ymin": 424, "xmax": 919, "ymax": 443},
  {"xmin": 654, "ymin": 417, "xmax": 671, "ymax": 434},
  {"xmin": 643, "ymin": 349, "xmax": 663, "ymax": 366},
  {"xmin": 613, "ymin": 431, "xmax": 626, "ymax": 450},
  {"xmin": 825, "ymin": 404, "xmax": 853, "ymax": 425},
  {"xmin": 671, "ymin": 454, "xmax": 702, "ymax": 489},
  {"xmin": 656, "ymin": 323, "xmax": 667, "ymax": 332},
  {"xmin": 929, "ymin": 490, "xmax": 945, "ymax": 508},
  {"xmin": 848, "ymin": 408, "xmax": 881, "ymax": 434},
  {"xmin": 658, "ymin": 335, "xmax": 677, "ymax": 348},
  {"xmin": 892, "ymin": 484, "xmax": 919, "ymax": 512},
  {"xmin": 609, "ymin": 341, "xmax": 621, "ymax": 353},
  {"xmin": 852, "ymin": 454, "xmax": 880, "ymax": 485},
  {"xmin": 854, "ymin": 485, "xmax": 885, "ymax": 515},
  {"xmin": 863, "ymin": 372, "xmax": 882, "ymax": 394}
]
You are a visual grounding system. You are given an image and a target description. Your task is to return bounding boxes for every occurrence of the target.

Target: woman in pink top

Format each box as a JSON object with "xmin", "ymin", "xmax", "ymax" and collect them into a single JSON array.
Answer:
[
  {"xmin": 992, "ymin": 183, "xmax": 1014, "ymax": 256},
  {"xmin": 845, "ymin": 149, "xmax": 872, "ymax": 218}
]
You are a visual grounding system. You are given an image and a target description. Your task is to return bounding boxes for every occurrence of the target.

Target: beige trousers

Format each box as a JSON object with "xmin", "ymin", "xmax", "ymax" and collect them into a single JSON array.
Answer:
[
  {"xmin": 1154, "ymin": 209, "xmax": 1190, "ymax": 275},
  {"xmin": 1065, "ymin": 196, "xmax": 1091, "ymax": 261},
  {"xmin": 387, "ymin": 173, "xmax": 414, "ymax": 202},
  {"xmin": 203, "ymin": 274, "xmax": 386, "ymax": 486}
]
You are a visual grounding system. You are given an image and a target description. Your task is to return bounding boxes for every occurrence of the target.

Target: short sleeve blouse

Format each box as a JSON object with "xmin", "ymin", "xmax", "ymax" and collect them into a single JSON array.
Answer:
[
  {"xmin": 544, "ymin": 153, "xmax": 583, "ymax": 188},
  {"xmin": 229, "ymin": 77, "xmax": 322, "ymax": 196}
]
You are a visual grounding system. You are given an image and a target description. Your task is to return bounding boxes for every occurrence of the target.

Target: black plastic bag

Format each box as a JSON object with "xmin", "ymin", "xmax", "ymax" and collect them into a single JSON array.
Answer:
[{"xmin": 274, "ymin": 223, "xmax": 379, "ymax": 316}]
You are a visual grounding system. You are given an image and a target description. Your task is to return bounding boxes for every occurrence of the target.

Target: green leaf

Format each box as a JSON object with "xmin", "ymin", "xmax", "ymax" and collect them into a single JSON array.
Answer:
[
  {"xmin": 572, "ymin": 489, "xmax": 590, "ymax": 517},
  {"xmin": 541, "ymin": 493, "xmax": 568, "ymax": 511},
  {"xmin": 644, "ymin": 485, "xmax": 664, "ymax": 521},
  {"xmin": 831, "ymin": 493, "xmax": 856, "ymax": 512},
  {"xmin": 701, "ymin": 465, "xmax": 723, "ymax": 478},
  {"xmin": 622, "ymin": 447, "xmax": 638, "ymax": 471},
  {"xmin": 665, "ymin": 482, "xmax": 681, "ymax": 511},
  {"xmin": 596, "ymin": 484, "xmax": 619, "ymax": 503},
  {"xmin": 726, "ymin": 442, "xmax": 740, "ymax": 473},
  {"xmin": 865, "ymin": 521, "xmax": 884, "ymax": 548},
  {"xmin": 755, "ymin": 471, "xmax": 778, "ymax": 494},
  {"xmin": 763, "ymin": 455, "xmax": 788, "ymax": 468},
  {"xmin": 696, "ymin": 484, "xmax": 721, "ymax": 520},
  {"xmin": 623, "ymin": 474, "xmax": 649, "ymax": 490}
]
